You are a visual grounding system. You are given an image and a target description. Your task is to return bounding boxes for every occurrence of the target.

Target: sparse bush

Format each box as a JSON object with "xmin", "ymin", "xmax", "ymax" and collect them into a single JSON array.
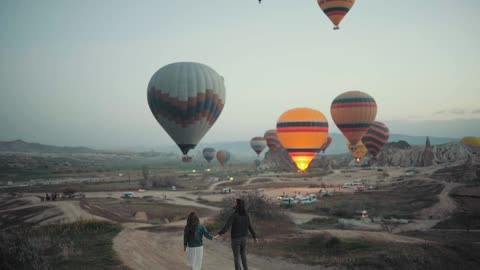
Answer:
[
  {"xmin": 325, "ymin": 236, "xmax": 341, "ymax": 250},
  {"xmin": 0, "ymin": 221, "xmax": 123, "ymax": 270},
  {"xmin": 332, "ymin": 209, "xmax": 352, "ymax": 218},
  {"xmin": 63, "ymin": 188, "xmax": 75, "ymax": 196}
]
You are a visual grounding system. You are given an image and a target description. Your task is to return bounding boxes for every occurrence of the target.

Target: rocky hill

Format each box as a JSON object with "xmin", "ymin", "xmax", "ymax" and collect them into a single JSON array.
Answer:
[{"xmin": 0, "ymin": 140, "xmax": 96, "ymax": 153}]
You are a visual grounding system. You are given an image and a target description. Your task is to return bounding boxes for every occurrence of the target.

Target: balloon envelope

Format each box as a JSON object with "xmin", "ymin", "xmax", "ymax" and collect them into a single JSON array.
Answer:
[
  {"xmin": 202, "ymin": 147, "xmax": 216, "ymax": 163},
  {"xmin": 216, "ymin": 150, "xmax": 231, "ymax": 167},
  {"xmin": 320, "ymin": 136, "xmax": 333, "ymax": 153},
  {"xmin": 264, "ymin": 129, "xmax": 281, "ymax": 151},
  {"xmin": 362, "ymin": 121, "xmax": 390, "ymax": 157},
  {"xmin": 347, "ymin": 141, "xmax": 368, "ymax": 162},
  {"xmin": 460, "ymin": 137, "xmax": 480, "ymax": 147},
  {"xmin": 276, "ymin": 108, "xmax": 329, "ymax": 171},
  {"xmin": 331, "ymin": 91, "xmax": 377, "ymax": 145},
  {"xmin": 317, "ymin": 0, "xmax": 355, "ymax": 29},
  {"xmin": 250, "ymin": 137, "xmax": 267, "ymax": 156},
  {"xmin": 147, "ymin": 62, "xmax": 226, "ymax": 155}
]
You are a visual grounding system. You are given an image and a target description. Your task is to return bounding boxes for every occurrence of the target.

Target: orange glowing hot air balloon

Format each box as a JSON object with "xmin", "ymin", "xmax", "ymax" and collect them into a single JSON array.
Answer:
[
  {"xmin": 317, "ymin": 0, "xmax": 355, "ymax": 30},
  {"xmin": 331, "ymin": 91, "xmax": 377, "ymax": 145},
  {"xmin": 276, "ymin": 108, "xmax": 329, "ymax": 171},
  {"xmin": 347, "ymin": 141, "xmax": 368, "ymax": 163}
]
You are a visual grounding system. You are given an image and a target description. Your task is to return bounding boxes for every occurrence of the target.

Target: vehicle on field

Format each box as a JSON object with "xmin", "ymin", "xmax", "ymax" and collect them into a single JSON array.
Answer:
[{"xmin": 121, "ymin": 192, "xmax": 134, "ymax": 199}]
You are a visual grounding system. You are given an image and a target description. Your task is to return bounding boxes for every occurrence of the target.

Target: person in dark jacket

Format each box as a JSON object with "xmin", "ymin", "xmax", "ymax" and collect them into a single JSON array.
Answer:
[
  {"xmin": 215, "ymin": 198, "xmax": 257, "ymax": 270},
  {"xmin": 184, "ymin": 212, "xmax": 213, "ymax": 270}
]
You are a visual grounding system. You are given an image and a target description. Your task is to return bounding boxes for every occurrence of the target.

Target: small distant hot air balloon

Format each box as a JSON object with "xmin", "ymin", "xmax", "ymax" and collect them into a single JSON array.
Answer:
[
  {"xmin": 202, "ymin": 147, "xmax": 216, "ymax": 163},
  {"xmin": 317, "ymin": 0, "xmax": 355, "ymax": 30},
  {"xmin": 264, "ymin": 129, "xmax": 281, "ymax": 151},
  {"xmin": 347, "ymin": 141, "xmax": 368, "ymax": 163},
  {"xmin": 331, "ymin": 91, "xmax": 377, "ymax": 146},
  {"xmin": 216, "ymin": 150, "xmax": 231, "ymax": 167},
  {"xmin": 147, "ymin": 62, "xmax": 226, "ymax": 159},
  {"xmin": 276, "ymin": 108, "xmax": 329, "ymax": 172},
  {"xmin": 362, "ymin": 121, "xmax": 390, "ymax": 158},
  {"xmin": 250, "ymin": 137, "xmax": 267, "ymax": 157},
  {"xmin": 320, "ymin": 136, "xmax": 333, "ymax": 153}
]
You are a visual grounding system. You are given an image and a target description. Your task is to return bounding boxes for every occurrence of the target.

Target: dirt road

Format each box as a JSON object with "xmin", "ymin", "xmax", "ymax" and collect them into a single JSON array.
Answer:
[{"xmin": 113, "ymin": 225, "xmax": 329, "ymax": 270}]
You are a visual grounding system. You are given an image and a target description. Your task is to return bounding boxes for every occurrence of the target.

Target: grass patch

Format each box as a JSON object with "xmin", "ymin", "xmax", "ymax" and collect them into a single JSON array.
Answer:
[
  {"xmin": 295, "ymin": 180, "xmax": 444, "ymax": 219},
  {"xmin": 196, "ymin": 197, "xmax": 224, "ymax": 208},
  {"xmin": 249, "ymin": 178, "xmax": 273, "ymax": 184},
  {"xmin": 299, "ymin": 218, "xmax": 338, "ymax": 230},
  {"xmin": 82, "ymin": 198, "xmax": 214, "ymax": 224},
  {"xmin": 251, "ymin": 233, "xmax": 480, "ymax": 269},
  {"xmin": 0, "ymin": 220, "xmax": 127, "ymax": 270}
]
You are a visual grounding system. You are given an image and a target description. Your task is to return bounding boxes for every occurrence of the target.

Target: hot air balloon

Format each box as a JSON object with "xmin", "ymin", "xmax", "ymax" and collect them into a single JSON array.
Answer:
[
  {"xmin": 250, "ymin": 137, "xmax": 267, "ymax": 157},
  {"xmin": 331, "ymin": 91, "xmax": 377, "ymax": 145},
  {"xmin": 216, "ymin": 150, "xmax": 231, "ymax": 167},
  {"xmin": 147, "ymin": 62, "xmax": 226, "ymax": 159},
  {"xmin": 319, "ymin": 136, "xmax": 333, "ymax": 153},
  {"xmin": 460, "ymin": 137, "xmax": 480, "ymax": 147},
  {"xmin": 347, "ymin": 141, "xmax": 368, "ymax": 163},
  {"xmin": 202, "ymin": 147, "xmax": 216, "ymax": 163},
  {"xmin": 317, "ymin": 0, "xmax": 355, "ymax": 30},
  {"xmin": 264, "ymin": 129, "xmax": 281, "ymax": 151},
  {"xmin": 362, "ymin": 121, "xmax": 390, "ymax": 158},
  {"xmin": 276, "ymin": 108, "xmax": 329, "ymax": 172}
]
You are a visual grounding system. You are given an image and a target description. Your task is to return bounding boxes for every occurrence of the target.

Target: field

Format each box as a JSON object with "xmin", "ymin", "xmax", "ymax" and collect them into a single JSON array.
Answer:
[
  {"xmin": 2, "ymin": 162, "xmax": 480, "ymax": 270},
  {"xmin": 294, "ymin": 180, "xmax": 444, "ymax": 219}
]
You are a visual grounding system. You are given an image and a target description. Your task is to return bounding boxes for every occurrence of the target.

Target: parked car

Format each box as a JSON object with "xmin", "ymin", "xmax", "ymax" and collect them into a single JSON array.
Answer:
[{"xmin": 121, "ymin": 192, "xmax": 134, "ymax": 199}]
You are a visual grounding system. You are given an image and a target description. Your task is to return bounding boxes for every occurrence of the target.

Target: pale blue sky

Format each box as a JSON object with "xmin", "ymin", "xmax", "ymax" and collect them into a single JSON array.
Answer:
[{"xmin": 1, "ymin": 0, "xmax": 479, "ymax": 149}]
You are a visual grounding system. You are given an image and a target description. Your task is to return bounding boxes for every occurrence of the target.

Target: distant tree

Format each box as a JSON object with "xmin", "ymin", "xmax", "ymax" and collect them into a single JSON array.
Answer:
[
  {"xmin": 142, "ymin": 166, "xmax": 150, "ymax": 181},
  {"xmin": 63, "ymin": 188, "xmax": 75, "ymax": 197},
  {"xmin": 139, "ymin": 180, "xmax": 148, "ymax": 189}
]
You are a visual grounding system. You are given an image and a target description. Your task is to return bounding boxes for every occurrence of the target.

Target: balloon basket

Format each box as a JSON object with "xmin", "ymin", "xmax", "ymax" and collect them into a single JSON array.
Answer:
[
  {"xmin": 333, "ymin": 26, "xmax": 340, "ymax": 30},
  {"xmin": 182, "ymin": 156, "xmax": 193, "ymax": 163}
]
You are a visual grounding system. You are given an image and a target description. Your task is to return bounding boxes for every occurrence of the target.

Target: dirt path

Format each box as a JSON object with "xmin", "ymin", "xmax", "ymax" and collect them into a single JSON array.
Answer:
[
  {"xmin": 113, "ymin": 226, "xmax": 329, "ymax": 270},
  {"xmin": 286, "ymin": 211, "xmax": 328, "ymax": 225},
  {"xmin": 207, "ymin": 180, "xmax": 230, "ymax": 191},
  {"xmin": 391, "ymin": 181, "xmax": 463, "ymax": 233},
  {"xmin": 418, "ymin": 182, "xmax": 462, "ymax": 220}
]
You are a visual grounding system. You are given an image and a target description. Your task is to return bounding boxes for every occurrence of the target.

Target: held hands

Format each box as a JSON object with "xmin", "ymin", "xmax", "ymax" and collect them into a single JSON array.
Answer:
[{"xmin": 213, "ymin": 234, "xmax": 221, "ymax": 240}]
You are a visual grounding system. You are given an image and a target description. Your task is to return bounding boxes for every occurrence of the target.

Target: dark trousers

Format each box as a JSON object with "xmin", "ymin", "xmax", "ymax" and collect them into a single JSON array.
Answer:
[{"xmin": 231, "ymin": 237, "xmax": 248, "ymax": 270}]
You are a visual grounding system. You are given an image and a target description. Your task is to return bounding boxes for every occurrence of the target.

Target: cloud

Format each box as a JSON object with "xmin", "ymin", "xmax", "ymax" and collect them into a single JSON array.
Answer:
[
  {"xmin": 433, "ymin": 110, "xmax": 446, "ymax": 115},
  {"xmin": 472, "ymin": 109, "xmax": 480, "ymax": 114},
  {"xmin": 448, "ymin": 108, "xmax": 466, "ymax": 115}
]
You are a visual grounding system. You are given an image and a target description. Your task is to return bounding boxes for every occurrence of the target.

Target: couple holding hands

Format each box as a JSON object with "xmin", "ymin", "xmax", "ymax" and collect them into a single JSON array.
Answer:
[{"xmin": 184, "ymin": 198, "xmax": 257, "ymax": 270}]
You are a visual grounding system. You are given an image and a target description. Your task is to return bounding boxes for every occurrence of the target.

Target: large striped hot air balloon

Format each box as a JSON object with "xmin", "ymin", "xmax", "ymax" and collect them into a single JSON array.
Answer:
[
  {"xmin": 347, "ymin": 141, "xmax": 368, "ymax": 163},
  {"xmin": 250, "ymin": 137, "xmax": 267, "ymax": 157},
  {"xmin": 264, "ymin": 129, "xmax": 281, "ymax": 151},
  {"xmin": 202, "ymin": 147, "xmax": 216, "ymax": 163},
  {"xmin": 147, "ymin": 62, "xmax": 226, "ymax": 158},
  {"xmin": 216, "ymin": 150, "xmax": 231, "ymax": 167},
  {"xmin": 317, "ymin": 0, "xmax": 355, "ymax": 30},
  {"xmin": 276, "ymin": 108, "xmax": 329, "ymax": 171},
  {"xmin": 362, "ymin": 121, "xmax": 390, "ymax": 158},
  {"xmin": 319, "ymin": 136, "xmax": 333, "ymax": 153},
  {"xmin": 331, "ymin": 91, "xmax": 377, "ymax": 145}
]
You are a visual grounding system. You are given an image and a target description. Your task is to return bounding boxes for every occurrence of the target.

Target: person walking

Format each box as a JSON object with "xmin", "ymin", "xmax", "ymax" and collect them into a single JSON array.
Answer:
[
  {"xmin": 215, "ymin": 198, "xmax": 257, "ymax": 270},
  {"xmin": 184, "ymin": 212, "xmax": 213, "ymax": 270}
]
